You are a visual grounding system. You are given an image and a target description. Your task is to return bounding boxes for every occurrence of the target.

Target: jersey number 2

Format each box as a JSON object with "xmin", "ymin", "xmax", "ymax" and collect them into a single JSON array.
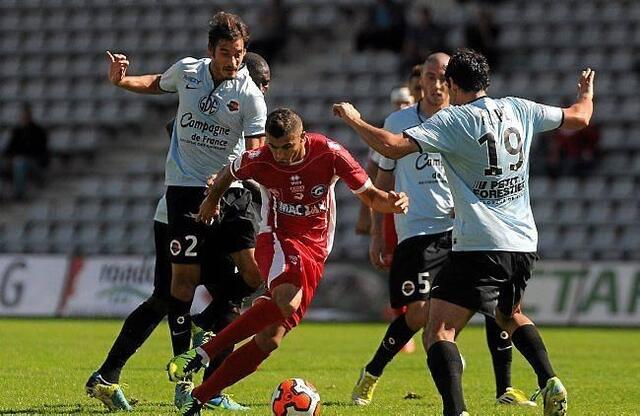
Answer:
[{"xmin": 478, "ymin": 127, "xmax": 524, "ymax": 176}]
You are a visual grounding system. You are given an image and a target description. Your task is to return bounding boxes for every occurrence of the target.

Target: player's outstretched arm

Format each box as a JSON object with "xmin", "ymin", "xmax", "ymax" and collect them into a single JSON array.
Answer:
[
  {"xmin": 197, "ymin": 165, "xmax": 234, "ymax": 224},
  {"xmin": 561, "ymin": 68, "xmax": 595, "ymax": 130},
  {"xmin": 106, "ymin": 51, "xmax": 163, "ymax": 94},
  {"xmin": 332, "ymin": 103, "xmax": 419, "ymax": 159},
  {"xmin": 357, "ymin": 186, "xmax": 408, "ymax": 215}
]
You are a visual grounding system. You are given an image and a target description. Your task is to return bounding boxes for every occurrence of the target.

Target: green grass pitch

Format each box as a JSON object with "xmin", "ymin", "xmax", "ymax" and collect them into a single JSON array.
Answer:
[{"xmin": 1, "ymin": 319, "xmax": 639, "ymax": 415}]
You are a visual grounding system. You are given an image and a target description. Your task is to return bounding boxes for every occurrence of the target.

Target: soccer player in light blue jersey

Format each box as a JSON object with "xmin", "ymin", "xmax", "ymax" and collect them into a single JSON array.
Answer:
[
  {"xmin": 86, "ymin": 12, "xmax": 267, "ymax": 413},
  {"xmin": 352, "ymin": 53, "xmax": 535, "ymax": 408},
  {"xmin": 334, "ymin": 48, "xmax": 594, "ymax": 416}
]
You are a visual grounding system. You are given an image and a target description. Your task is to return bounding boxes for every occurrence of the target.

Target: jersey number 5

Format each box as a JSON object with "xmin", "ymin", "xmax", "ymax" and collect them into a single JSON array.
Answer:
[{"xmin": 477, "ymin": 127, "xmax": 524, "ymax": 176}]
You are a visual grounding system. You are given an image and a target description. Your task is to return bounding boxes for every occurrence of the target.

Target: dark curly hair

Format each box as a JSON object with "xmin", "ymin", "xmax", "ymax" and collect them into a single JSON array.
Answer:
[
  {"xmin": 266, "ymin": 108, "xmax": 302, "ymax": 138},
  {"xmin": 208, "ymin": 11, "xmax": 250, "ymax": 49},
  {"xmin": 444, "ymin": 48, "xmax": 490, "ymax": 92}
]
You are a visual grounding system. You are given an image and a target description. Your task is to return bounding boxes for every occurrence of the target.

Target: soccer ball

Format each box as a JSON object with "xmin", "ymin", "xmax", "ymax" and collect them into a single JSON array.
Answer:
[{"xmin": 271, "ymin": 378, "xmax": 322, "ymax": 416}]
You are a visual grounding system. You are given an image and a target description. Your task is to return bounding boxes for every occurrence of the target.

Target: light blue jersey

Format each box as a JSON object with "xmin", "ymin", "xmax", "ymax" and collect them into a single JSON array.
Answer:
[
  {"xmin": 380, "ymin": 104, "xmax": 453, "ymax": 243},
  {"xmin": 404, "ymin": 97, "xmax": 563, "ymax": 252},
  {"xmin": 159, "ymin": 57, "xmax": 267, "ymax": 187},
  {"xmin": 154, "ymin": 194, "xmax": 168, "ymax": 224}
]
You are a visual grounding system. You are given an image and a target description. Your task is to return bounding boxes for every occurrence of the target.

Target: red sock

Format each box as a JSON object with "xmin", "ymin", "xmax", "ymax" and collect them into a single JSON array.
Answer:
[
  {"xmin": 199, "ymin": 298, "xmax": 284, "ymax": 360},
  {"xmin": 193, "ymin": 338, "xmax": 270, "ymax": 403}
]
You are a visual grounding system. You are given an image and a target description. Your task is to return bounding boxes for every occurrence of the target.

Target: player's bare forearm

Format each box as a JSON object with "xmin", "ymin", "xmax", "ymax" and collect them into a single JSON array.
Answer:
[
  {"xmin": 208, "ymin": 165, "xmax": 234, "ymax": 202},
  {"xmin": 358, "ymin": 187, "xmax": 408, "ymax": 215},
  {"xmin": 562, "ymin": 68, "xmax": 595, "ymax": 130},
  {"xmin": 116, "ymin": 75, "xmax": 163, "ymax": 94},
  {"xmin": 333, "ymin": 103, "xmax": 418, "ymax": 159}
]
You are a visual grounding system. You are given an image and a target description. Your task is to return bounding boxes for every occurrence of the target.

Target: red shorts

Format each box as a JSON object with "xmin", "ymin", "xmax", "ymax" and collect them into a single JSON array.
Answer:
[{"xmin": 255, "ymin": 233, "xmax": 325, "ymax": 330}]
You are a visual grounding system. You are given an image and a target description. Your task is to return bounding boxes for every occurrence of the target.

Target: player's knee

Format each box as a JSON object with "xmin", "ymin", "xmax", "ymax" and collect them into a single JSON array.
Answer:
[
  {"xmin": 254, "ymin": 332, "xmax": 282, "ymax": 353},
  {"xmin": 495, "ymin": 310, "xmax": 514, "ymax": 332},
  {"xmin": 273, "ymin": 285, "xmax": 302, "ymax": 318},
  {"xmin": 232, "ymin": 250, "xmax": 262, "ymax": 289},
  {"xmin": 170, "ymin": 278, "xmax": 197, "ymax": 301},
  {"xmin": 405, "ymin": 302, "xmax": 428, "ymax": 331},
  {"xmin": 144, "ymin": 295, "xmax": 169, "ymax": 316},
  {"xmin": 274, "ymin": 300, "xmax": 297, "ymax": 319}
]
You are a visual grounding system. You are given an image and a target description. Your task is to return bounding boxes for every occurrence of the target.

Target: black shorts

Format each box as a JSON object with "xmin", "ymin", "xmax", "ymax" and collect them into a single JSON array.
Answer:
[
  {"xmin": 430, "ymin": 251, "xmax": 539, "ymax": 317},
  {"xmin": 152, "ymin": 220, "xmax": 252, "ymax": 305},
  {"xmin": 389, "ymin": 231, "xmax": 452, "ymax": 308},
  {"xmin": 166, "ymin": 186, "xmax": 259, "ymax": 264},
  {"xmin": 215, "ymin": 187, "xmax": 259, "ymax": 253},
  {"xmin": 166, "ymin": 186, "xmax": 209, "ymax": 264}
]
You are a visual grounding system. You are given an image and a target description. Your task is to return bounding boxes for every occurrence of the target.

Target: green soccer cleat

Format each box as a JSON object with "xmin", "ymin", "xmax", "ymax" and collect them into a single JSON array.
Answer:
[
  {"xmin": 167, "ymin": 349, "xmax": 207, "ymax": 382},
  {"xmin": 496, "ymin": 387, "xmax": 537, "ymax": 407},
  {"xmin": 351, "ymin": 368, "xmax": 380, "ymax": 406},
  {"xmin": 191, "ymin": 323, "xmax": 215, "ymax": 348},
  {"xmin": 174, "ymin": 380, "xmax": 195, "ymax": 408},
  {"xmin": 205, "ymin": 393, "xmax": 250, "ymax": 411},
  {"xmin": 530, "ymin": 377, "xmax": 567, "ymax": 416},
  {"xmin": 85, "ymin": 372, "xmax": 133, "ymax": 411}
]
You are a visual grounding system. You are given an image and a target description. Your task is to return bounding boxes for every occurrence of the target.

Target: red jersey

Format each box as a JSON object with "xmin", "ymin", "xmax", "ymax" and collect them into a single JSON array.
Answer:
[{"xmin": 231, "ymin": 133, "xmax": 371, "ymax": 259}]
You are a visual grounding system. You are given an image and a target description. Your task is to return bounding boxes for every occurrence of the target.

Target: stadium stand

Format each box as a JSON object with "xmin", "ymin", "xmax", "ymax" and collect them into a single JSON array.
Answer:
[{"xmin": 0, "ymin": 0, "xmax": 637, "ymax": 262}]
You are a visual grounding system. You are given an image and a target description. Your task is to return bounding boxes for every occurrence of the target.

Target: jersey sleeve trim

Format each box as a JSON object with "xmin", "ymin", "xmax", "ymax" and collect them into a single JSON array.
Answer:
[
  {"xmin": 158, "ymin": 84, "xmax": 176, "ymax": 93},
  {"xmin": 553, "ymin": 109, "xmax": 566, "ymax": 131},
  {"xmin": 403, "ymin": 131, "xmax": 425, "ymax": 153},
  {"xmin": 352, "ymin": 178, "xmax": 372, "ymax": 194}
]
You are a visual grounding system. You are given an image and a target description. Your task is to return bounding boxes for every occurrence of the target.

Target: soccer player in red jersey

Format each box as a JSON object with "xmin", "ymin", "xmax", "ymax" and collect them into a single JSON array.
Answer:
[{"xmin": 166, "ymin": 108, "xmax": 409, "ymax": 416}]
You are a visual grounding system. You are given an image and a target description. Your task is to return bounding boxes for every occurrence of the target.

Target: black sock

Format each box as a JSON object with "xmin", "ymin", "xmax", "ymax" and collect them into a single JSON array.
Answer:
[
  {"xmin": 202, "ymin": 300, "xmax": 241, "ymax": 381},
  {"xmin": 426, "ymin": 341, "xmax": 466, "ymax": 416},
  {"xmin": 511, "ymin": 324, "xmax": 555, "ymax": 389},
  {"xmin": 484, "ymin": 316, "xmax": 512, "ymax": 397},
  {"xmin": 168, "ymin": 296, "xmax": 193, "ymax": 356},
  {"xmin": 98, "ymin": 296, "xmax": 167, "ymax": 383},
  {"xmin": 365, "ymin": 314, "xmax": 417, "ymax": 377}
]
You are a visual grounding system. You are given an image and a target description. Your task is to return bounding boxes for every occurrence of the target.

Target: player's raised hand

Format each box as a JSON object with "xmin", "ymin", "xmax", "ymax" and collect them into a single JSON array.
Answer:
[
  {"xmin": 332, "ymin": 102, "xmax": 361, "ymax": 123},
  {"xmin": 577, "ymin": 67, "xmax": 595, "ymax": 99},
  {"xmin": 197, "ymin": 194, "xmax": 220, "ymax": 225},
  {"xmin": 389, "ymin": 191, "xmax": 409, "ymax": 214},
  {"xmin": 106, "ymin": 50, "xmax": 130, "ymax": 86}
]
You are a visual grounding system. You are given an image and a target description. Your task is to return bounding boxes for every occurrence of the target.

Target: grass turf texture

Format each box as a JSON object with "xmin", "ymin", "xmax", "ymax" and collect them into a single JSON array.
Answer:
[{"xmin": 1, "ymin": 319, "xmax": 638, "ymax": 415}]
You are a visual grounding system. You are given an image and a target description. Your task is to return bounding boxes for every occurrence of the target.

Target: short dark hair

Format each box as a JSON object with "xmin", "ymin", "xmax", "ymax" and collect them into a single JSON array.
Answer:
[
  {"xmin": 445, "ymin": 48, "xmax": 490, "ymax": 92},
  {"xmin": 410, "ymin": 64, "xmax": 422, "ymax": 79},
  {"xmin": 208, "ymin": 11, "xmax": 250, "ymax": 49},
  {"xmin": 243, "ymin": 52, "xmax": 270, "ymax": 85},
  {"xmin": 266, "ymin": 108, "xmax": 302, "ymax": 138}
]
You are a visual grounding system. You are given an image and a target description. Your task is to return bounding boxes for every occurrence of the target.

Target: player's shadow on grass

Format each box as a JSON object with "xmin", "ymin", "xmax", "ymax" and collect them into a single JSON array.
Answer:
[
  {"xmin": 322, "ymin": 400, "xmax": 353, "ymax": 407},
  {"xmin": 0, "ymin": 401, "xmax": 176, "ymax": 414},
  {"xmin": 0, "ymin": 403, "xmax": 109, "ymax": 414}
]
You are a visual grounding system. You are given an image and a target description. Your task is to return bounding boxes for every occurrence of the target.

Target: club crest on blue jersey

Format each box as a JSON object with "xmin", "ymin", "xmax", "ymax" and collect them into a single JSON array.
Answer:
[
  {"xmin": 199, "ymin": 94, "xmax": 220, "ymax": 115},
  {"xmin": 227, "ymin": 100, "xmax": 240, "ymax": 112}
]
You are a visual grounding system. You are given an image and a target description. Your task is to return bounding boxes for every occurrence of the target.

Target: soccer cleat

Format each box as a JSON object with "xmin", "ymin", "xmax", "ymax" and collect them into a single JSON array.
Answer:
[
  {"xmin": 191, "ymin": 323, "xmax": 215, "ymax": 348},
  {"xmin": 351, "ymin": 368, "xmax": 380, "ymax": 405},
  {"xmin": 496, "ymin": 387, "xmax": 537, "ymax": 407},
  {"xmin": 179, "ymin": 394, "xmax": 202, "ymax": 416},
  {"xmin": 85, "ymin": 372, "xmax": 133, "ymax": 411},
  {"xmin": 204, "ymin": 393, "xmax": 250, "ymax": 411},
  {"xmin": 174, "ymin": 380, "xmax": 195, "ymax": 408},
  {"xmin": 167, "ymin": 349, "xmax": 207, "ymax": 382},
  {"xmin": 530, "ymin": 377, "xmax": 567, "ymax": 416}
]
